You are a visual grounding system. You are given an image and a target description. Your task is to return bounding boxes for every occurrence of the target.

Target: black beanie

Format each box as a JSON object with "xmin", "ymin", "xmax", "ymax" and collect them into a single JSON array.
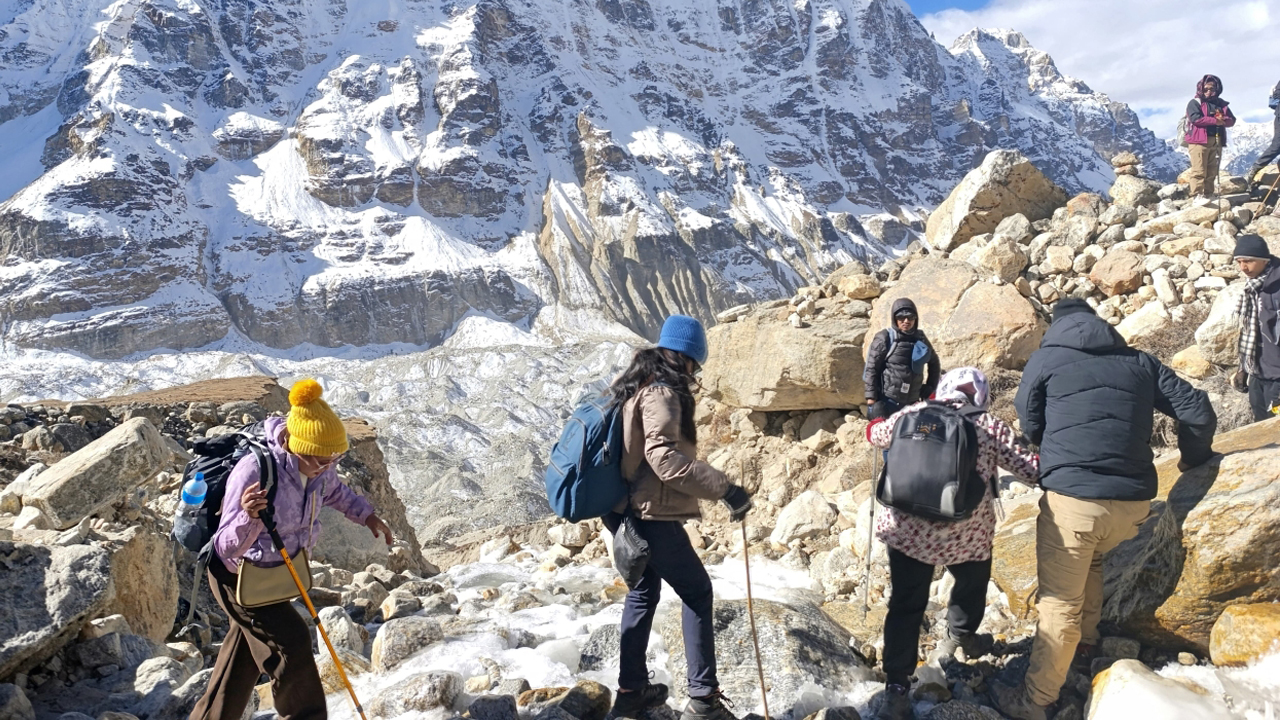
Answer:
[
  {"xmin": 1053, "ymin": 298, "xmax": 1095, "ymax": 322},
  {"xmin": 1233, "ymin": 234, "xmax": 1271, "ymax": 260}
]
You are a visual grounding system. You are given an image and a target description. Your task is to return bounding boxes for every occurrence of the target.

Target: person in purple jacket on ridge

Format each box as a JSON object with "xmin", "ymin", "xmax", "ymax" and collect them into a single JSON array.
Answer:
[
  {"xmin": 1184, "ymin": 74, "xmax": 1237, "ymax": 198},
  {"xmin": 190, "ymin": 378, "xmax": 393, "ymax": 720}
]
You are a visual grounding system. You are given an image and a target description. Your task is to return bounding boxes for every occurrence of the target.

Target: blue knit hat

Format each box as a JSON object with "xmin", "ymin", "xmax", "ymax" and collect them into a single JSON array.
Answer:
[{"xmin": 657, "ymin": 315, "xmax": 708, "ymax": 365}]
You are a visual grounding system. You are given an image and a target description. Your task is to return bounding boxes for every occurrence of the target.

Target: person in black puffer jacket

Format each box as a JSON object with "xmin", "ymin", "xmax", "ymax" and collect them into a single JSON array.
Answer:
[
  {"xmin": 990, "ymin": 299, "xmax": 1217, "ymax": 720},
  {"xmin": 863, "ymin": 298, "xmax": 941, "ymax": 420}
]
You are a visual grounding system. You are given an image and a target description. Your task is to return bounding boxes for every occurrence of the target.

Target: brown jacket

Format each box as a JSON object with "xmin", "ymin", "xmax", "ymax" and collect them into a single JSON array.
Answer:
[{"xmin": 620, "ymin": 385, "xmax": 729, "ymax": 521}]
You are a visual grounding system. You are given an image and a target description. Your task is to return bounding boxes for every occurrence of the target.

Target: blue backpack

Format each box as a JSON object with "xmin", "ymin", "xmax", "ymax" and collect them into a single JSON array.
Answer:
[{"xmin": 544, "ymin": 390, "xmax": 629, "ymax": 521}]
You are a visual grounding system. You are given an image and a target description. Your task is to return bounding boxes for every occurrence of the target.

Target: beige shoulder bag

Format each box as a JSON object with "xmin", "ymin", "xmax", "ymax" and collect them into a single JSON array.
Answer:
[{"xmin": 235, "ymin": 455, "xmax": 322, "ymax": 608}]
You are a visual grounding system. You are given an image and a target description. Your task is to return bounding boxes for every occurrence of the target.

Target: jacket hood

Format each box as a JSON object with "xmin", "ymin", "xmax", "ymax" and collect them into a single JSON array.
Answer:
[
  {"xmin": 891, "ymin": 298, "xmax": 918, "ymax": 317},
  {"xmin": 1040, "ymin": 312, "xmax": 1127, "ymax": 353},
  {"xmin": 1197, "ymin": 74, "xmax": 1226, "ymax": 99}
]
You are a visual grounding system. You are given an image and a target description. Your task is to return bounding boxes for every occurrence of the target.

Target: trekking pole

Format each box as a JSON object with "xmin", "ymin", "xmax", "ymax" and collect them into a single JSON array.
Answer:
[
  {"xmin": 262, "ymin": 513, "xmax": 369, "ymax": 720},
  {"xmin": 861, "ymin": 449, "xmax": 880, "ymax": 620},
  {"xmin": 740, "ymin": 520, "xmax": 770, "ymax": 720}
]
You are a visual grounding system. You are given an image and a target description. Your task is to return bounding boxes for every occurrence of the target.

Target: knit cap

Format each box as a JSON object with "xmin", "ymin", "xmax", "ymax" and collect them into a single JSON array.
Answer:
[
  {"xmin": 1233, "ymin": 234, "xmax": 1271, "ymax": 260},
  {"xmin": 657, "ymin": 315, "xmax": 708, "ymax": 365},
  {"xmin": 286, "ymin": 379, "xmax": 349, "ymax": 457}
]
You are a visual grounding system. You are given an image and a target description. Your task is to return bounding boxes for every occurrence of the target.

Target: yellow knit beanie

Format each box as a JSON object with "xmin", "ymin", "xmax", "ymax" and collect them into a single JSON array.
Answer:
[{"xmin": 286, "ymin": 379, "xmax": 349, "ymax": 457}]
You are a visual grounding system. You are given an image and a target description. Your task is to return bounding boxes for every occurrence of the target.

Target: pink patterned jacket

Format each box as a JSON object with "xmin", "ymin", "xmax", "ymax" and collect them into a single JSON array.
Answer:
[{"xmin": 869, "ymin": 401, "xmax": 1039, "ymax": 566}]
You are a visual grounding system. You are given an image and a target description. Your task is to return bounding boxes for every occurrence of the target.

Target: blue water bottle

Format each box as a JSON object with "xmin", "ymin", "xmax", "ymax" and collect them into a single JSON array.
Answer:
[{"xmin": 172, "ymin": 472, "xmax": 208, "ymax": 551}]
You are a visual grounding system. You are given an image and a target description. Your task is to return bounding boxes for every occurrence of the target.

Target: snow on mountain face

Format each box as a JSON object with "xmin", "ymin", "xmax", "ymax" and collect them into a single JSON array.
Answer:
[{"xmin": 0, "ymin": 0, "xmax": 1180, "ymax": 360}]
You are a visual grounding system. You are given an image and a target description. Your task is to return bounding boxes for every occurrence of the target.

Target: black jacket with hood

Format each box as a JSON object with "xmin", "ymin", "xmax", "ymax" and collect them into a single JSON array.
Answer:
[
  {"xmin": 1015, "ymin": 310, "xmax": 1216, "ymax": 501},
  {"xmin": 863, "ymin": 298, "xmax": 941, "ymax": 405}
]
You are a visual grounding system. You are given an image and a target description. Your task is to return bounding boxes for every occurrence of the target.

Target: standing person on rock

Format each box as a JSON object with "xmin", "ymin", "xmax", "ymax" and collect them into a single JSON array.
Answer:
[
  {"xmin": 991, "ymin": 300, "xmax": 1217, "ymax": 720},
  {"xmin": 1245, "ymin": 80, "xmax": 1280, "ymax": 193},
  {"xmin": 1184, "ymin": 74, "xmax": 1237, "ymax": 198},
  {"xmin": 1230, "ymin": 234, "xmax": 1280, "ymax": 420},
  {"xmin": 190, "ymin": 379, "xmax": 395, "ymax": 720},
  {"xmin": 864, "ymin": 298, "xmax": 941, "ymax": 421},
  {"xmin": 865, "ymin": 367, "xmax": 1039, "ymax": 720},
  {"xmin": 603, "ymin": 315, "xmax": 752, "ymax": 720}
]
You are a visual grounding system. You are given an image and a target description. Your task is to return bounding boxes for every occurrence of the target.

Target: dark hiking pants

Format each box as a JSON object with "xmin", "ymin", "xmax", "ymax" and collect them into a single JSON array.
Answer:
[
  {"xmin": 1248, "ymin": 116, "xmax": 1280, "ymax": 180},
  {"xmin": 603, "ymin": 514, "xmax": 718, "ymax": 697},
  {"xmin": 1248, "ymin": 373, "xmax": 1280, "ymax": 421},
  {"xmin": 189, "ymin": 561, "xmax": 326, "ymax": 720},
  {"xmin": 882, "ymin": 547, "xmax": 991, "ymax": 686}
]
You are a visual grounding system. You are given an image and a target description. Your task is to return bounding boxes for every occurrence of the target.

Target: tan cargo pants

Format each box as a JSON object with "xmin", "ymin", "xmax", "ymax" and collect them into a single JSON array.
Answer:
[
  {"xmin": 1188, "ymin": 136, "xmax": 1223, "ymax": 196},
  {"xmin": 1024, "ymin": 491, "xmax": 1150, "ymax": 706}
]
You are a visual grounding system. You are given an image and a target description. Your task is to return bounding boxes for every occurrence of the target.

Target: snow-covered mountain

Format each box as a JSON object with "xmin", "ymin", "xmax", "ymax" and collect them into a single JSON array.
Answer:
[
  {"xmin": 0, "ymin": 0, "xmax": 1180, "ymax": 360},
  {"xmin": 0, "ymin": 0, "xmax": 1183, "ymax": 533}
]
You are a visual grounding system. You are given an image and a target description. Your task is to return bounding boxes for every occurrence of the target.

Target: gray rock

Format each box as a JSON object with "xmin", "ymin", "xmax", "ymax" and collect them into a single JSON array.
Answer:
[
  {"xmin": 801, "ymin": 708, "xmax": 862, "ymax": 720},
  {"xmin": 660, "ymin": 599, "xmax": 866, "ymax": 708},
  {"xmin": 579, "ymin": 624, "xmax": 620, "ymax": 672},
  {"xmin": 371, "ymin": 617, "xmax": 443, "ymax": 672},
  {"xmin": 494, "ymin": 678, "xmax": 532, "ymax": 696},
  {"xmin": 48, "ymin": 424, "xmax": 93, "ymax": 454},
  {"xmin": 143, "ymin": 669, "xmax": 258, "ymax": 720},
  {"xmin": 552, "ymin": 681, "xmax": 611, "ymax": 720},
  {"xmin": 0, "ymin": 684, "xmax": 34, "ymax": 720},
  {"xmin": 317, "ymin": 606, "xmax": 365, "ymax": 656},
  {"xmin": 72, "ymin": 634, "xmax": 127, "ymax": 669},
  {"xmin": 922, "ymin": 702, "xmax": 1002, "ymax": 719},
  {"xmin": 469, "ymin": 694, "xmax": 520, "ymax": 720},
  {"xmin": 216, "ymin": 402, "xmax": 266, "ymax": 424},
  {"xmin": 1100, "ymin": 636, "xmax": 1141, "ymax": 660},
  {"xmin": 56, "ymin": 714, "xmax": 94, "ymax": 720},
  {"xmin": 22, "ymin": 419, "xmax": 168, "ymax": 530},
  {"xmin": 367, "ymin": 671, "xmax": 462, "ymax": 716},
  {"xmin": 0, "ymin": 543, "xmax": 115, "ymax": 680},
  {"xmin": 64, "ymin": 404, "xmax": 110, "ymax": 424}
]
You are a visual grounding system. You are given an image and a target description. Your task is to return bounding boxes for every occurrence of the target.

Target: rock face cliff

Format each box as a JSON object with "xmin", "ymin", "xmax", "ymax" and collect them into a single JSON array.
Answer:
[{"xmin": 0, "ymin": 0, "xmax": 1180, "ymax": 360}]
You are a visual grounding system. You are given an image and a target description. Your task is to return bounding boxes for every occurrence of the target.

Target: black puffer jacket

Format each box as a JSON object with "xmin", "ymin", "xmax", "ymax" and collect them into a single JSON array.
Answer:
[
  {"xmin": 1015, "ymin": 312, "xmax": 1217, "ymax": 501},
  {"xmin": 863, "ymin": 299, "xmax": 941, "ymax": 405}
]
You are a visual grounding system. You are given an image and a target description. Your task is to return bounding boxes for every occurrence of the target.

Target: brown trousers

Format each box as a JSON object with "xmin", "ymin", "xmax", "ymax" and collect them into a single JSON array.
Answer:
[
  {"xmin": 189, "ymin": 564, "xmax": 326, "ymax": 720},
  {"xmin": 1188, "ymin": 137, "xmax": 1223, "ymax": 196},
  {"xmin": 1024, "ymin": 491, "xmax": 1150, "ymax": 706}
]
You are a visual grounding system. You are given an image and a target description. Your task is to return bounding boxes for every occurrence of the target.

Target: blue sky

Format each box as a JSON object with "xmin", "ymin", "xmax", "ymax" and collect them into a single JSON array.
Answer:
[
  {"xmin": 915, "ymin": 0, "xmax": 1279, "ymax": 137},
  {"xmin": 906, "ymin": 0, "xmax": 987, "ymax": 14}
]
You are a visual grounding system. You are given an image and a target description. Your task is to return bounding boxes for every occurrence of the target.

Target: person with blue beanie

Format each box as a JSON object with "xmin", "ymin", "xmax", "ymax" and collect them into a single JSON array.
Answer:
[{"xmin": 603, "ymin": 314, "xmax": 751, "ymax": 720}]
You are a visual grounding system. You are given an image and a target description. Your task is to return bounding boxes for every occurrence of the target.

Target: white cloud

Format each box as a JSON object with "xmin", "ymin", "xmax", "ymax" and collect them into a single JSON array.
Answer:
[{"xmin": 921, "ymin": 0, "xmax": 1280, "ymax": 138}]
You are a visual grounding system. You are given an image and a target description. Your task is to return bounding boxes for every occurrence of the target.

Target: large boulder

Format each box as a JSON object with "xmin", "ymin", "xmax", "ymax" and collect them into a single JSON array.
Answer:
[
  {"xmin": 1194, "ymin": 282, "xmax": 1245, "ymax": 365},
  {"xmin": 925, "ymin": 150, "xmax": 1067, "ymax": 252},
  {"xmin": 102, "ymin": 527, "xmax": 180, "ymax": 643},
  {"xmin": 769, "ymin": 491, "xmax": 837, "ymax": 548},
  {"xmin": 21, "ymin": 418, "xmax": 167, "ymax": 530},
  {"xmin": 1102, "ymin": 418, "xmax": 1280, "ymax": 651},
  {"xmin": 702, "ymin": 308, "xmax": 869, "ymax": 411},
  {"xmin": 1089, "ymin": 251, "xmax": 1145, "ymax": 297},
  {"xmin": 989, "ymin": 491, "xmax": 1044, "ymax": 618},
  {"xmin": 1208, "ymin": 603, "xmax": 1280, "ymax": 667},
  {"xmin": 1085, "ymin": 659, "xmax": 1231, "ymax": 719},
  {"xmin": 1108, "ymin": 175, "xmax": 1161, "ymax": 208},
  {"xmin": 868, "ymin": 259, "xmax": 1045, "ymax": 371},
  {"xmin": 659, "ymin": 599, "xmax": 868, "ymax": 712},
  {"xmin": 367, "ymin": 670, "xmax": 461, "ymax": 716},
  {"xmin": 0, "ymin": 542, "xmax": 115, "ymax": 679},
  {"xmin": 1143, "ymin": 206, "xmax": 1219, "ymax": 235},
  {"xmin": 371, "ymin": 617, "xmax": 443, "ymax": 673},
  {"xmin": 1116, "ymin": 302, "xmax": 1171, "ymax": 346}
]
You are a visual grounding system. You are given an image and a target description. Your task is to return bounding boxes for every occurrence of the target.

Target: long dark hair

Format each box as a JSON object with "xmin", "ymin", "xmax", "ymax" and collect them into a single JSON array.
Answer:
[{"xmin": 609, "ymin": 347, "xmax": 699, "ymax": 440}]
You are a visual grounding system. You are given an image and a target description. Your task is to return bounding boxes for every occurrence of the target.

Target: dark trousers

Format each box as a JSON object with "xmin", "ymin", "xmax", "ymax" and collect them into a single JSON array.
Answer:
[
  {"xmin": 1248, "ymin": 116, "xmax": 1280, "ymax": 179},
  {"xmin": 1248, "ymin": 373, "xmax": 1280, "ymax": 421},
  {"xmin": 604, "ymin": 514, "xmax": 718, "ymax": 696},
  {"xmin": 882, "ymin": 547, "xmax": 991, "ymax": 686},
  {"xmin": 190, "ymin": 562, "xmax": 326, "ymax": 720}
]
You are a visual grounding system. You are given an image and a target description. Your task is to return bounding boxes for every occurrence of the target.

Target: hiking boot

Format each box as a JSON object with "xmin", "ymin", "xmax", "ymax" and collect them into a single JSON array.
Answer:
[
  {"xmin": 930, "ymin": 632, "xmax": 994, "ymax": 665},
  {"xmin": 875, "ymin": 683, "xmax": 911, "ymax": 720},
  {"xmin": 612, "ymin": 684, "xmax": 670, "ymax": 718},
  {"xmin": 988, "ymin": 680, "xmax": 1048, "ymax": 720},
  {"xmin": 1071, "ymin": 643, "xmax": 1098, "ymax": 673},
  {"xmin": 680, "ymin": 692, "xmax": 737, "ymax": 720}
]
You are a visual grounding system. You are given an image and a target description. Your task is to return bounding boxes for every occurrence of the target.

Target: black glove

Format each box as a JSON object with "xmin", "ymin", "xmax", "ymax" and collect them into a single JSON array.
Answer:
[
  {"xmin": 868, "ymin": 400, "xmax": 891, "ymax": 420},
  {"xmin": 1231, "ymin": 369, "xmax": 1248, "ymax": 394},
  {"xmin": 722, "ymin": 484, "xmax": 753, "ymax": 522}
]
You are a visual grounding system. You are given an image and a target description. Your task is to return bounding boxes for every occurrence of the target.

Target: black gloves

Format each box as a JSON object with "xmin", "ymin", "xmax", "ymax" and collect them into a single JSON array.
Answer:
[
  {"xmin": 722, "ymin": 484, "xmax": 753, "ymax": 522},
  {"xmin": 868, "ymin": 400, "xmax": 892, "ymax": 420},
  {"xmin": 1231, "ymin": 369, "xmax": 1248, "ymax": 394}
]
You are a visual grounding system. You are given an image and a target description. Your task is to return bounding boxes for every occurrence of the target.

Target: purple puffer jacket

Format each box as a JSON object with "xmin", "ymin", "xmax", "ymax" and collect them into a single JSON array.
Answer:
[{"xmin": 213, "ymin": 417, "xmax": 374, "ymax": 573}]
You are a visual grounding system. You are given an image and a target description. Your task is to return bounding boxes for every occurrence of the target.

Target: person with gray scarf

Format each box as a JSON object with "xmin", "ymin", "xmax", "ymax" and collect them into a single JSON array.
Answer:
[{"xmin": 1231, "ymin": 234, "xmax": 1280, "ymax": 420}]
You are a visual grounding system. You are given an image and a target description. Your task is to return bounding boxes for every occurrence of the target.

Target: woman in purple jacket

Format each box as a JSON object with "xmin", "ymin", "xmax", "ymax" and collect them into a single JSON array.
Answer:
[
  {"xmin": 191, "ymin": 379, "xmax": 393, "ymax": 720},
  {"xmin": 1185, "ymin": 74, "xmax": 1237, "ymax": 198}
]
